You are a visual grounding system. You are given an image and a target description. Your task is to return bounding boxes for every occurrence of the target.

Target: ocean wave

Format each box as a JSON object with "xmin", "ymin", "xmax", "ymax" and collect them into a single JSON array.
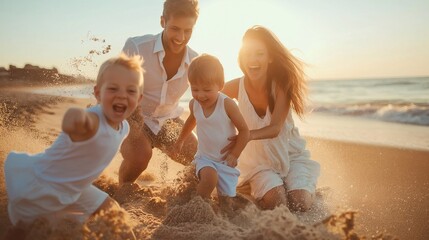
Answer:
[{"xmin": 312, "ymin": 103, "xmax": 429, "ymax": 126}]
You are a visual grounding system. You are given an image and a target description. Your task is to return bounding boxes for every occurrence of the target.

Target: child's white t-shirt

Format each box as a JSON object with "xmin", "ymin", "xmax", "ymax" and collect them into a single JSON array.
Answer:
[
  {"xmin": 193, "ymin": 93, "xmax": 236, "ymax": 162},
  {"xmin": 32, "ymin": 104, "xmax": 129, "ymax": 202}
]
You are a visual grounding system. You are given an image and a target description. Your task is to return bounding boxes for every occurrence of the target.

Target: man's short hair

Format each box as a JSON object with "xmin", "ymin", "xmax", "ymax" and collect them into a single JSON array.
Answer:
[{"xmin": 163, "ymin": 0, "xmax": 199, "ymax": 20}]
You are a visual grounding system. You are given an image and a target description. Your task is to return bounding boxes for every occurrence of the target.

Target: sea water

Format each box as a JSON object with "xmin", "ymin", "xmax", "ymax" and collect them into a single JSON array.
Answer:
[
  {"xmin": 31, "ymin": 76, "xmax": 429, "ymax": 126},
  {"xmin": 31, "ymin": 84, "xmax": 95, "ymax": 99},
  {"xmin": 308, "ymin": 76, "xmax": 429, "ymax": 126},
  {"xmin": 183, "ymin": 76, "xmax": 429, "ymax": 126}
]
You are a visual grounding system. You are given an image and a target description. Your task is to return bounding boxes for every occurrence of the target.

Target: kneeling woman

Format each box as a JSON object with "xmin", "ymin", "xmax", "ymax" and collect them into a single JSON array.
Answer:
[{"xmin": 222, "ymin": 25, "xmax": 320, "ymax": 211}]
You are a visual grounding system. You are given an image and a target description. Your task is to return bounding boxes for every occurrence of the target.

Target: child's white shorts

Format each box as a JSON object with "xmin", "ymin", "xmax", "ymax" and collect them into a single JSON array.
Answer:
[
  {"xmin": 194, "ymin": 155, "xmax": 240, "ymax": 197},
  {"xmin": 4, "ymin": 152, "xmax": 108, "ymax": 225}
]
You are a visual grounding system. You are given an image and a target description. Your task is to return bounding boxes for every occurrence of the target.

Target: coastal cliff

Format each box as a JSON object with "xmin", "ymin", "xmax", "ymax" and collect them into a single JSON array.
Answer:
[{"xmin": 0, "ymin": 64, "xmax": 92, "ymax": 87}]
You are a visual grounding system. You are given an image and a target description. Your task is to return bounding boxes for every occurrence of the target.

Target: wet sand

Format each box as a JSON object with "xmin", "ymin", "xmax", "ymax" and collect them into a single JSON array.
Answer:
[
  {"xmin": 307, "ymin": 136, "xmax": 429, "ymax": 238},
  {"xmin": 1, "ymin": 87, "xmax": 428, "ymax": 239}
]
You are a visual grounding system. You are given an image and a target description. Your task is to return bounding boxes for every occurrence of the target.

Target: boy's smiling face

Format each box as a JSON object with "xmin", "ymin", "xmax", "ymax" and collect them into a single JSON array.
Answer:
[
  {"xmin": 94, "ymin": 65, "xmax": 142, "ymax": 129},
  {"xmin": 191, "ymin": 80, "xmax": 220, "ymax": 111}
]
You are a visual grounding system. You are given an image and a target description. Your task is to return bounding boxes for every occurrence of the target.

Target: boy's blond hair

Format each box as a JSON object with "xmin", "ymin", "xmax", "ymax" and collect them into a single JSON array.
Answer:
[
  {"xmin": 188, "ymin": 54, "xmax": 224, "ymax": 89},
  {"xmin": 96, "ymin": 53, "xmax": 144, "ymax": 87}
]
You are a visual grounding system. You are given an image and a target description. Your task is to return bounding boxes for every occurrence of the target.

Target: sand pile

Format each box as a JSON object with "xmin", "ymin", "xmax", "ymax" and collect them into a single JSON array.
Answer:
[{"xmin": 3, "ymin": 158, "xmax": 392, "ymax": 240}]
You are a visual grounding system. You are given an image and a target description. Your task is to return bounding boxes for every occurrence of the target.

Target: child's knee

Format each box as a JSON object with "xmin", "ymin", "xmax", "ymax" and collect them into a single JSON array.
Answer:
[
  {"xmin": 198, "ymin": 167, "xmax": 218, "ymax": 184},
  {"xmin": 259, "ymin": 186, "xmax": 287, "ymax": 210},
  {"xmin": 288, "ymin": 190, "xmax": 313, "ymax": 212}
]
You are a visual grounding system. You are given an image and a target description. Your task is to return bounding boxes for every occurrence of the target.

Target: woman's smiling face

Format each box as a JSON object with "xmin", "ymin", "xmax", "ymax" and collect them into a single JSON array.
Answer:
[{"xmin": 240, "ymin": 38, "xmax": 271, "ymax": 83}]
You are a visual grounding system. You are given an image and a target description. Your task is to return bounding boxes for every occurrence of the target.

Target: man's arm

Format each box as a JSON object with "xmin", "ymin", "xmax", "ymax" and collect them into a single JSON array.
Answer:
[{"xmin": 174, "ymin": 99, "xmax": 197, "ymax": 152}]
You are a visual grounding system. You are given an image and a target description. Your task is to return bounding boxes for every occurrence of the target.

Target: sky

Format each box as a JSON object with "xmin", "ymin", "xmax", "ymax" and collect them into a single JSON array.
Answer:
[{"xmin": 1, "ymin": 0, "xmax": 428, "ymax": 81}]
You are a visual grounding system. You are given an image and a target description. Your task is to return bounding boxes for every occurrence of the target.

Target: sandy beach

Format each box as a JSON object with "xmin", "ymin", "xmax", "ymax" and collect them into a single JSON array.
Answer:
[{"xmin": 1, "ymin": 86, "xmax": 428, "ymax": 239}]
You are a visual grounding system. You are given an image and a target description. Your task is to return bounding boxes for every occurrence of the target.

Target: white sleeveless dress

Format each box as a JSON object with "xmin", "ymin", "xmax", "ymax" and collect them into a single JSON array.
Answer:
[
  {"xmin": 236, "ymin": 77, "xmax": 320, "ymax": 199},
  {"xmin": 5, "ymin": 104, "xmax": 129, "ymax": 224}
]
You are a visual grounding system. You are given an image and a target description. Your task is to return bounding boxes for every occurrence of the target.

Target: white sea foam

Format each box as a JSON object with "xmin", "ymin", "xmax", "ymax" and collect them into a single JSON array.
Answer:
[
  {"xmin": 313, "ymin": 103, "xmax": 429, "ymax": 126},
  {"xmin": 308, "ymin": 76, "xmax": 429, "ymax": 126}
]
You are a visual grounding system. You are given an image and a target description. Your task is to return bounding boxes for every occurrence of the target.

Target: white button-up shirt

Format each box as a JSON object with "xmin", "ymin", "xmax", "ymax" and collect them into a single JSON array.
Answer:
[{"xmin": 122, "ymin": 33, "xmax": 198, "ymax": 134}]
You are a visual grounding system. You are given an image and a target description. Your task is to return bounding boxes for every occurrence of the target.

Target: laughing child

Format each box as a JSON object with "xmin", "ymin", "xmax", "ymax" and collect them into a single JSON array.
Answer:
[
  {"xmin": 4, "ymin": 53, "xmax": 143, "ymax": 226},
  {"xmin": 174, "ymin": 54, "xmax": 249, "ymax": 211}
]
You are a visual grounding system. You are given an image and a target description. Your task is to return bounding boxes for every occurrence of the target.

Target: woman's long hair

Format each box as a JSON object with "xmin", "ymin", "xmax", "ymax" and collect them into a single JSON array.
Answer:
[{"xmin": 238, "ymin": 25, "xmax": 307, "ymax": 118}]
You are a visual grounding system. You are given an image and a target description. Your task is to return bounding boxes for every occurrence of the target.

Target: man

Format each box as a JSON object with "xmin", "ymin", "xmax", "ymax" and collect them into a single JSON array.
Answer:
[{"xmin": 120, "ymin": 0, "xmax": 199, "ymax": 186}]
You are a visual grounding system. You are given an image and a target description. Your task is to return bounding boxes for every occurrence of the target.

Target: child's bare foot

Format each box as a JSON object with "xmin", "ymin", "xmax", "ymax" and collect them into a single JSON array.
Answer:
[
  {"xmin": 4, "ymin": 224, "xmax": 28, "ymax": 240},
  {"xmin": 114, "ymin": 182, "xmax": 153, "ymax": 204},
  {"xmin": 218, "ymin": 196, "xmax": 235, "ymax": 218},
  {"xmin": 231, "ymin": 192, "xmax": 256, "ymax": 210}
]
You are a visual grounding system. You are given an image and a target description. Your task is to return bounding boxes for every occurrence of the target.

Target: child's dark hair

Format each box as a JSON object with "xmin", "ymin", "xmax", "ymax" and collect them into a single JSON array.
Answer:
[
  {"xmin": 188, "ymin": 54, "xmax": 224, "ymax": 89},
  {"xmin": 163, "ymin": 0, "xmax": 199, "ymax": 21}
]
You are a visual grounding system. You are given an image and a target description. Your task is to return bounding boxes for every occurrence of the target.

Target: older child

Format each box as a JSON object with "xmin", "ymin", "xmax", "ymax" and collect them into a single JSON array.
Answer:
[
  {"xmin": 4, "ymin": 54, "xmax": 143, "ymax": 225},
  {"xmin": 174, "ymin": 54, "xmax": 249, "ymax": 209}
]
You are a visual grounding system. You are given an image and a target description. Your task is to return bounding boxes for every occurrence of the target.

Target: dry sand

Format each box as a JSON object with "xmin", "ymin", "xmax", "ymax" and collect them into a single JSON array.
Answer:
[{"xmin": 1, "ymin": 87, "xmax": 428, "ymax": 239}]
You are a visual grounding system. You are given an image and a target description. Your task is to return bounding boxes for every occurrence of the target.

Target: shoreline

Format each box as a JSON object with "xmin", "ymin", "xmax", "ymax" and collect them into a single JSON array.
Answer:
[
  {"xmin": 8, "ymin": 83, "xmax": 429, "ymax": 151},
  {"xmin": 294, "ymin": 112, "xmax": 429, "ymax": 151}
]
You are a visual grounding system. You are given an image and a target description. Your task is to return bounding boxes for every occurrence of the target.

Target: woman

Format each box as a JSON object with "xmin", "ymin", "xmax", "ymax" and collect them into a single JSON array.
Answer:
[{"xmin": 222, "ymin": 25, "xmax": 320, "ymax": 211}]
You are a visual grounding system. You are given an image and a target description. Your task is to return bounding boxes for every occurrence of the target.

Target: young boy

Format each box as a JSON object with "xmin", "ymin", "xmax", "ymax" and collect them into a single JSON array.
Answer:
[
  {"xmin": 174, "ymin": 54, "xmax": 249, "ymax": 210},
  {"xmin": 4, "ymin": 54, "xmax": 143, "ymax": 226}
]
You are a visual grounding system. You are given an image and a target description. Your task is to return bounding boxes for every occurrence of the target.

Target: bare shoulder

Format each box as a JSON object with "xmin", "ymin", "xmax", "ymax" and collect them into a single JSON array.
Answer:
[
  {"xmin": 222, "ymin": 78, "xmax": 240, "ymax": 99},
  {"xmin": 189, "ymin": 98, "xmax": 195, "ymax": 107},
  {"xmin": 223, "ymin": 96, "xmax": 237, "ymax": 106},
  {"xmin": 188, "ymin": 99, "xmax": 195, "ymax": 113},
  {"xmin": 223, "ymin": 96, "xmax": 239, "ymax": 115}
]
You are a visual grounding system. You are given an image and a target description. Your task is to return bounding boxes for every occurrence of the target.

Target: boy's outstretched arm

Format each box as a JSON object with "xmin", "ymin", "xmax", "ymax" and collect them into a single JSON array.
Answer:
[
  {"xmin": 173, "ymin": 100, "xmax": 197, "ymax": 153},
  {"xmin": 224, "ymin": 98, "xmax": 249, "ymax": 167},
  {"xmin": 62, "ymin": 107, "xmax": 98, "ymax": 142}
]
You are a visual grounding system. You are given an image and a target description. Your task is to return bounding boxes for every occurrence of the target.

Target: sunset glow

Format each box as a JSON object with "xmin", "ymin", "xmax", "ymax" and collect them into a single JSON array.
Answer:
[{"xmin": 0, "ymin": 0, "xmax": 428, "ymax": 80}]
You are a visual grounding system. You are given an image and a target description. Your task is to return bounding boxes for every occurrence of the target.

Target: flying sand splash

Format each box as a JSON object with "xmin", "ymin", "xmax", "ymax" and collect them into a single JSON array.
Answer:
[{"xmin": 69, "ymin": 32, "xmax": 112, "ymax": 76}]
